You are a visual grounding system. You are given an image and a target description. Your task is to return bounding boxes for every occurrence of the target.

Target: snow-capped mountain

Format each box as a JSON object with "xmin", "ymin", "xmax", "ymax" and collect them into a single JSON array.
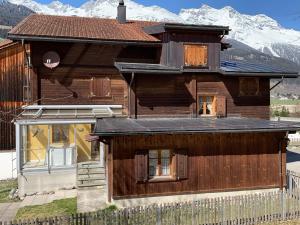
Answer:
[
  {"xmin": 180, "ymin": 5, "xmax": 300, "ymax": 65},
  {"xmin": 8, "ymin": 0, "xmax": 184, "ymax": 22},
  {"xmin": 5, "ymin": 0, "xmax": 300, "ymax": 66}
]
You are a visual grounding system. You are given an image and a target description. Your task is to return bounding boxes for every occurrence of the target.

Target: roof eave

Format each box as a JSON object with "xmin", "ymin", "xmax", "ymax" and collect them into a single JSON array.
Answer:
[
  {"xmin": 114, "ymin": 62, "xmax": 182, "ymax": 74},
  {"xmin": 220, "ymin": 70, "xmax": 299, "ymax": 78},
  {"xmin": 144, "ymin": 23, "xmax": 230, "ymax": 35},
  {"xmin": 93, "ymin": 127, "xmax": 299, "ymax": 136},
  {"xmin": 7, "ymin": 34, "xmax": 162, "ymax": 46}
]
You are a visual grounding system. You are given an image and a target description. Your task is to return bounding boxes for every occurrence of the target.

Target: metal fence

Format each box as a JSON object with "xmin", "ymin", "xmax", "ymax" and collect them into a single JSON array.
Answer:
[{"xmin": 2, "ymin": 189, "xmax": 300, "ymax": 225}]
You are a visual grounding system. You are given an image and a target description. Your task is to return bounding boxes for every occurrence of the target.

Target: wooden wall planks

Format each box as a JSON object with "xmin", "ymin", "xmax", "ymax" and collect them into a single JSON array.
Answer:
[
  {"xmin": 134, "ymin": 74, "xmax": 270, "ymax": 119},
  {"xmin": 112, "ymin": 132, "xmax": 286, "ymax": 199},
  {"xmin": 0, "ymin": 43, "xmax": 26, "ymax": 150}
]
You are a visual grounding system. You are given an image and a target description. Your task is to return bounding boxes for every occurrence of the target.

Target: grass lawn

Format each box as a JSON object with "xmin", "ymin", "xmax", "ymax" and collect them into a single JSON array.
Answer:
[
  {"xmin": 271, "ymin": 98, "xmax": 300, "ymax": 105},
  {"xmin": 0, "ymin": 179, "xmax": 18, "ymax": 203},
  {"xmin": 15, "ymin": 198, "xmax": 77, "ymax": 220}
]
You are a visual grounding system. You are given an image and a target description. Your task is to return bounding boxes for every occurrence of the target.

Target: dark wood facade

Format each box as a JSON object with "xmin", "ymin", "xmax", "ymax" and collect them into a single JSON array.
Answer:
[
  {"xmin": 132, "ymin": 74, "xmax": 270, "ymax": 119},
  {"xmin": 158, "ymin": 32, "xmax": 221, "ymax": 70},
  {"xmin": 0, "ymin": 42, "xmax": 26, "ymax": 150},
  {"xmin": 27, "ymin": 33, "xmax": 271, "ymax": 120},
  {"xmin": 111, "ymin": 132, "xmax": 287, "ymax": 199}
]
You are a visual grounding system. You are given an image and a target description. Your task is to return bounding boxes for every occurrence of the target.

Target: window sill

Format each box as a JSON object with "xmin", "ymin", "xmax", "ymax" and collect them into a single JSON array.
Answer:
[
  {"xmin": 88, "ymin": 96, "xmax": 112, "ymax": 100},
  {"xmin": 198, "ymin": 115, "xmax": 216, "ymax": 118},
  {"xmin": 183, "ymin": 65, "xmax": 208, "ymax": 68},
  {"xmin": 148, "ymin": 176, "xmax": 177, "ymax": 183}
]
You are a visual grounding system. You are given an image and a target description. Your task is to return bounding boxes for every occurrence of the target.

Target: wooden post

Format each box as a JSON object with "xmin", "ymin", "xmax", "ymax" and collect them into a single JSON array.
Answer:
[
  {"xmin": 107, "ymin": 139, "xmax": 113, "ymax": 203},
  {"xmin": 190, "ymin": 76, "xmax": 197, "ymax": 117}
]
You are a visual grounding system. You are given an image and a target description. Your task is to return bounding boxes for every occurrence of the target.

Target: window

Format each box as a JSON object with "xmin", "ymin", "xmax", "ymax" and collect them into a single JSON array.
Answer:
[
  {"xmin": 198, "ymin": 96, "xmax": 216, "ymax": 116},
  {"xmin": 52, "ymin": 125, "xmax": 69, "ymax": 144},
  {"xmin": 184, "ymin": 44, "xmax": 208, "ymax": 67},
  {"xmin": 149, "ymin": 150, "xmax": 171, "ymax": 177},
  {"xmin": 239, "ymin": 78, "xmax": 259, "ymax": 96},
  {"xmin": 90, "ymin": 76, "xmax": 111, "ymax": 98},
  {"xmin": 135, "ymin": 149, "xmax": 188, "ymax": 182}
]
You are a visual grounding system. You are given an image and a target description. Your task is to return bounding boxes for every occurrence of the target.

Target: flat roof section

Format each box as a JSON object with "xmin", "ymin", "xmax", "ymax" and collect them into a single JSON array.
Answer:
[{"xmin": 94, "ymin": 117, "xmax": 300, "ymax": 136}]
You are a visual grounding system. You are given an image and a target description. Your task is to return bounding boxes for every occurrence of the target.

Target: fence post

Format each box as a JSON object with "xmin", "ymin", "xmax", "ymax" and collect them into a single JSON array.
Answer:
[
  {"xmin": 191, "ymin": 201, "xmax": 195, "ymax": 225},
  {"xmin": 281, "ymin": 190, "xmax": 286, "ymax": 221},
  {"xmin": 156, "ymin": 205, "xmax": 162, "ymax": 225}
]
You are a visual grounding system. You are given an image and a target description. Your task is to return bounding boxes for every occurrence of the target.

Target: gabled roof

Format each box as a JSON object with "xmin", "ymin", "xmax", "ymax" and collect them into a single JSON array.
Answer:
[
  {"xmin": 8, "ymin": 14, "xmax": 161, "ymax": 44},
  {"xmin": 0, "ymin": 39, "xmax": 15, "ymax": 50},
  {"xmin": 94, "ymin": 117, "xmax": 300, "ymax": 136},
  {"xmin": 220, "ymin": 60, "xmax": 299, "ymax": 78}
]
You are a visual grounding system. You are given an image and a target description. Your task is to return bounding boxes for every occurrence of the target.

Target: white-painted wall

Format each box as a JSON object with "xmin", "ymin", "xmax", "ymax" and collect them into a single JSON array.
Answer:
[{"xmin": 0, "ymin": 150, "xmax": 17, "ymax": 180}]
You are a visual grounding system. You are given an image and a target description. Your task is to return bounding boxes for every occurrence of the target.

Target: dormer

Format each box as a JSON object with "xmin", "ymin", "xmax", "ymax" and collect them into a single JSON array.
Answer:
[{"xmin": 144, "ymin": 23, "xmax": 230, "ymax": 71}]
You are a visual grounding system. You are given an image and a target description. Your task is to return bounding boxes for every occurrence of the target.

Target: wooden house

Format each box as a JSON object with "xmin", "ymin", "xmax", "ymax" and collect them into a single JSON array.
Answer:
[{"xmin": 5, "ymin": 1, "xmax": 300, "ymax": 205}]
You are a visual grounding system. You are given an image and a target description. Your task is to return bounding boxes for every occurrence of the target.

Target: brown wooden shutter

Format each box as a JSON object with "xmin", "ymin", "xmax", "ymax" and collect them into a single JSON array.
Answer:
[
  {"xmin": 135, "ymin": 150, "xmax": 148, "ymax": 182},
  {"xmin": 90, "ymin": 76, "xmax": 111, "ymax": 97},
  {"xmin": 184, "ymin": 45, "xmax": 208, "ymax": 67},
  {"xmin": 175, "ymin": 149, "xmax": 188, "ymax": 180},
  {"xmin": 216, "ymin": 96, "xmax": 226, "ymax": 117}
]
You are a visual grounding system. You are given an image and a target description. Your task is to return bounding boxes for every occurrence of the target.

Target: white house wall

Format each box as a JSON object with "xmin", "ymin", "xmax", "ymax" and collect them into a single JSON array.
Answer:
[{"xmin": 0, "ymin": 150, "xmax": 17, "ymax": 180}]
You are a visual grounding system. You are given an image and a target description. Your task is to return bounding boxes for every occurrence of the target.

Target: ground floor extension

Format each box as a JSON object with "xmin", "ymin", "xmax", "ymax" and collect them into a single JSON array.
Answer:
[
  {"xmin": 15, "ymin": 105, "xmax": 122, "ymax": 196},
  {"xmin": 94, "ymin": 117, "xmax": 300, "ymax": 205}
]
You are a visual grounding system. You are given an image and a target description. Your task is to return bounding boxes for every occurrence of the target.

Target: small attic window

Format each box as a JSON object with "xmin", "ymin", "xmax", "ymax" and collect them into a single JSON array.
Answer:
[{"xmin": 184, "ymin": 44, "xmax": 208, "ymax": 67}]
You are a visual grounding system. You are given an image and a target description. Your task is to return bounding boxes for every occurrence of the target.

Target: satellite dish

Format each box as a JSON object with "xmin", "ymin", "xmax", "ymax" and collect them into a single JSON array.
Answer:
[{"xmin": 43, "ymin": 51, "xmax": 60, "ymax": 69}]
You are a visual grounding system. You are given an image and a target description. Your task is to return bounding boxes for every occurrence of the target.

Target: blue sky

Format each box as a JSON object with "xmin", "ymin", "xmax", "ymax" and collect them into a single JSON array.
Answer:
[{"xmin": 37, "ymin": 0, "xmax": 300, "ymax": 30}]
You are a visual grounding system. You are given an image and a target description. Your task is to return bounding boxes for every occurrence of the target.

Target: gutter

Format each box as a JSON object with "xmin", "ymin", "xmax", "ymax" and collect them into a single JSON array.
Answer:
[
  {"xmin": 93, "ymin": 128, "xmax": 300, "ymax": 136},
  {"xmin": 7, "ymin": 34, "xmax": 162, "ymax": 46},
  {"xmin": 220, "ymin": 70, "xmax": 299, "ymax": 78}
]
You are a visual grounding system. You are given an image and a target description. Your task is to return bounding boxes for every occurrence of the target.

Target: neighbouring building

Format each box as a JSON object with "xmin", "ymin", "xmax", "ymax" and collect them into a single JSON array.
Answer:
[
  {"xmin": 0, "ymin": 39, "xmax": 28, "ymax": 179},
  {"xmin": 4, "ymin": 0, "xmax": 300, "ymax": 206}
]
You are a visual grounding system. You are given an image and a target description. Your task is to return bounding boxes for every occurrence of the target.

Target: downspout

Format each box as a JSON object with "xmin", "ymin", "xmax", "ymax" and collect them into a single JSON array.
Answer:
[
  {"xmin": 128, "ymin": 72, "xmax": 135, "ymax": 118},
  {"xmin": 21, "ymin": 39, "xmax": 31, "ymax": 103}
]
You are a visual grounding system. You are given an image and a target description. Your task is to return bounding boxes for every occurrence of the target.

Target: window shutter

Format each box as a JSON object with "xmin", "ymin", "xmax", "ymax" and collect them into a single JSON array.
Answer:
[
  {"xmin": 175, "ymin": 149, "xmax": 188, "ymax": 180},
  {"xmin": 216, "ymin": 96, "xmax": 226, "ymax": 117},
  {"xmin": 90, "ymin": 77, "xmax": 111, "ymax": 97},
  {"xmin": 184, "ymin": 45, "xmax": 208, "ymax": 67},
  {"xmin": 135, "ymin": 150, "xmax": 148, "ymax": 182}
]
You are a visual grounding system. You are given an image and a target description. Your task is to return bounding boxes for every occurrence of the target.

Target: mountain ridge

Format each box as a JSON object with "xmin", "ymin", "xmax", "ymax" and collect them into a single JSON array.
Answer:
[{"xmin": 6, "ymin": 0, "xmax": 300, "ymax": 66}]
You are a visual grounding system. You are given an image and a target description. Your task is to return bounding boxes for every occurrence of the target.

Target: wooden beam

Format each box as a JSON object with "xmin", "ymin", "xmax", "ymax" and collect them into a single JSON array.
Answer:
[{"xmin": 107, "ymin": 139, "xmax": 113, "ymax": 203}]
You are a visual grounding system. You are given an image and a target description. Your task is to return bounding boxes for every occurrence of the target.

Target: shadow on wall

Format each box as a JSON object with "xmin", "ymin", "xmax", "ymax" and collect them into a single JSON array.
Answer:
[{"xmin": 287, "ymin": 150, "xmax": 300, "ymax": 163}]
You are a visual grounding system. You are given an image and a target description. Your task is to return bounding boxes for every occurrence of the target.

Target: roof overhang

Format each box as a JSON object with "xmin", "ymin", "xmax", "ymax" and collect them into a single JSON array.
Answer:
[
  {"xmin": 220, "ymin": 71, "xmax": 299, "ymax": 78},
  {"xmin": 114, "ymin": 62, "xmax": 182, "ymax": 74},
  {"xmin": 220, "ymin": 61, "xmax": 299, "ymax": 78},
  {"xmin": 93, "ymin": 117, "xmax": 300, "ymax": 136},
  {"xmin": 7, "ymin": 34, "xmax": 162, "ymax": 46},
  {"xmin": 144, "ymin": 23, "xmax": 230, "ymax": 35}
]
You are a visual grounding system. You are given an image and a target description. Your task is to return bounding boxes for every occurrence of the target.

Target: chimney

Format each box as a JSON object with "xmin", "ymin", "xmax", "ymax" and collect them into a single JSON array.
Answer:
[{"xmin": 117, "ymin": 0, "xmax": 126, "ymax": 24}]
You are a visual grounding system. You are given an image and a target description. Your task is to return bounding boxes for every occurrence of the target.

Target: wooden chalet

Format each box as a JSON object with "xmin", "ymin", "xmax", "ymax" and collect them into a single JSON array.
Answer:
[{"xmin": 5, "ymin": 1, "xmax": 300, "ymax": 205}]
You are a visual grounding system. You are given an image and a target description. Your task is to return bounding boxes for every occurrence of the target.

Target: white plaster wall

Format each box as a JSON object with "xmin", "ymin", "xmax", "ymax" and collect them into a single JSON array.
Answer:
[{"xmin": 0, "ymin": 150, "xmax": 17, "ymax": 180}]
